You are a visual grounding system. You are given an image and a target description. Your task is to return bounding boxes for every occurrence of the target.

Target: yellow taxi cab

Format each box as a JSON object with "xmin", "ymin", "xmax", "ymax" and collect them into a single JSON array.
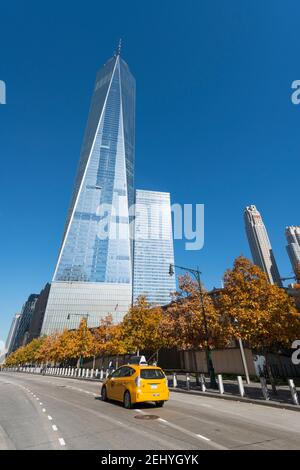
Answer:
[{"xmin": 101, "ymin": 356, "xmax": 169, "ymax": 409}]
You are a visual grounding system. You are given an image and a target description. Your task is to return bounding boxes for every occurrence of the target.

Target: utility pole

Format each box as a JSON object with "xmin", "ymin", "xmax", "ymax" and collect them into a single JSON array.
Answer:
[{"xmin": 169, "ymin": 264, "xmax": 218, "ymax": 389}]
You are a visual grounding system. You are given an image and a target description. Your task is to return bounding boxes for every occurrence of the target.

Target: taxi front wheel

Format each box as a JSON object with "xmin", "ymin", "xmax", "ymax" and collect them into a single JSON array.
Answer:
[
  {"xmin": 155, "ymin": 401, "xmax": 164, "ymax": 407},
  {"xmin": 123, "ymin": 391, "xmax": 132, "ymax": 409},
  {"xmin": 101, "ymin": 386, "xmax": 108, "ymax": 402}
]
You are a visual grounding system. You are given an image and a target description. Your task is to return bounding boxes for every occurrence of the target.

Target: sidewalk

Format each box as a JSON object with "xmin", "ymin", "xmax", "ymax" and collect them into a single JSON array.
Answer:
[{"xmin": 166, "ymin": 374, "xmax": 300, "ymax": 412}]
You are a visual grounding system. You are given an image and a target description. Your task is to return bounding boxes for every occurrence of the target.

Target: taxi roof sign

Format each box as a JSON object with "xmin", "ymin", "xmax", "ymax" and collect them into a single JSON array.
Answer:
[{"xmin": 128, "ymin": 355, "xmax": 148, "ymax": 365}]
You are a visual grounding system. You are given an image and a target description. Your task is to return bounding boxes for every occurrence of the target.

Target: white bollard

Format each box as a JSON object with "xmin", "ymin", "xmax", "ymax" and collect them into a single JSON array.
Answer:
[
  {"xmin": 100, "ymin": 369, "xmax": 104, "ymax": 380},
  {"xmin": 82, "ymin": 369, "xmax": 86, "ymax": 377},
  {"xmin": 86, "ymin": 369, "xmax": 89, "ymax": 378},
  {"xmin": 288, "ymin": 379, "xmax": 299, "ymax": 405},
  {"xmin": 200, "ymin": 374, "xmax": 206, "ymax": 392},
  {"xmin": 237, "ymin": 376, "xmax": 245, "ymax": 397},
  {"xmin": 218, "ymin": 374, "xmax": 224, "ymax": 394},
  {"xmin": 90, "ymin": 369, "xmax": 94, "ymax": 378},
  {"xmin": 78, "ymin": 369, "xmax": 82, "ymax": 377},
  {"xmin": 260, "ymin": 376, "xmax": 270, "ymax": 401},
  {"xmin": 173, "ymin": 372, "xmax": 177, "ymax": 388},
  {"xmin": 71, "ymin": 368, "xmax": 74, "ymax": 376},
  {"xmin": 186, "ymin": 373, "xmax": 190, "ymax": 391}
]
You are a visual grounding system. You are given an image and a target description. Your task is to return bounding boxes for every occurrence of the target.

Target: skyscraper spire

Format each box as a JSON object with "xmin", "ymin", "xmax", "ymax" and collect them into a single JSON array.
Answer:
[{"xmin": 117, "ymin": 38, "xmax": 122, "ymax": 56}]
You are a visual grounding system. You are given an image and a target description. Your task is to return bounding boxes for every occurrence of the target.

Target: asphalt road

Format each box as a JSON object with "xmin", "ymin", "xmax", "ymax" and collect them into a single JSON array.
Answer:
[{"xmin": 0, "ymin": 372, "xmax": 299, "ymax": 450}]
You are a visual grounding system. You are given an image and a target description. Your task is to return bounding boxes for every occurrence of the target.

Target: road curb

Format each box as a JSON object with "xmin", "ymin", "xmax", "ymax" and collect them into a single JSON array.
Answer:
[{"xmin": 169, "ymin": 387, "xmax": 300, "ymax": 412}]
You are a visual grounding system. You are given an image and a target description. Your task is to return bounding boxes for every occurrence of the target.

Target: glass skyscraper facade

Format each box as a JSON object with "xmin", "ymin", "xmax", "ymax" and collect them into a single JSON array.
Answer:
[
  {"xmin": 41, "ymin": 49, "xmax": 136, "ymax": 335},
  {"xmin": 54, "ymin": 53, "xmax": 135, "ymax": 285},
  {"xmin": 286, "ymin": 226, "xmax": 300, "ymax": 276},
  {"xmin": 12, "ymin": 294, "xmax": 39, "ymax": 351},
  {"xmin": 40, "ymin": 47, "xmax": 176, "ymax": 336},
  {"xmin": 133, "ymin": 190, "xmax": 176, "ymax": 305}
]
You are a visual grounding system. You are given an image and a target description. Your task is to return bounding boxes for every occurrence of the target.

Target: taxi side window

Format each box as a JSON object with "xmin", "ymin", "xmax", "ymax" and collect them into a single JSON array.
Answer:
[
  {"xmin": 111, "ymin": 368, "xmax": 122, "ymax": 378},
  {"xmin": 118, "ymin": 366, "xmax": 135, "ymax": 377},
  {"xmin": 123, "ymin": 367, "xmax": 135, "ymax": 377}
]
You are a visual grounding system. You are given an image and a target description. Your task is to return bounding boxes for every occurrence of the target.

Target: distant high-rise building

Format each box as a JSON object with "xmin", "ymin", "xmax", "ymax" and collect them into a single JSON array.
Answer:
[
  {"xmin": 286, "ymin": 226, "xmax": 300, "ymax": 278},
  {"xmin": 12, "ymin": 294, "xmax": 39, "ymax": 351},
  {"xmin": 28, "ymin": 283, "xmax": 51, "ymax": 342},
  {"xmin": 133, "ymin": 190, "xmax": 176, "ymax": 305},
  {"xmin": 244, "ymin": 205, "xmax": 282, "ymax": 286},
  {"xmin": 41, "ymin": 46, "xmax": 136, "ymax": 335},
  {"xmin": 5, "ymin": 313, "xmax": 21, "ymax": 355}
]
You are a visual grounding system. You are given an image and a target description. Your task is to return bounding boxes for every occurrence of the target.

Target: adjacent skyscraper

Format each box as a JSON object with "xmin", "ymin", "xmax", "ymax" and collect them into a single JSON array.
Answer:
[
  {"xmin": 41, "ymin": 47, "xmax": 136, "ymax": 335},
  {"xmin": 5, "ymin": 313, "xmax": 21, "ymax": 356},
  {"xmin": 12, "ymin": 294, "xmax": 39, "ymax": 351},
  {"xmin": 286, "ymin": 226, "xmax": 300, "ymax": 278},
  {"xmin": 28, "ymin": 283, "xmax": 51, "ymax": 342},
  {"xmin": 133, "ymin": 190, "xmax": 176, "ymax": 305},
  {"xmin": 244, "ymin": 205, "xmax": 282, "ymax": 286}
]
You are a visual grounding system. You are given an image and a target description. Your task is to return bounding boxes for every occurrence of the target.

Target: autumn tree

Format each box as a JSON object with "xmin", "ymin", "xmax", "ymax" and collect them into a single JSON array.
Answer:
[
  {"xmin": 121, "ymin": 296, "xmax": 166, "ymax": 354},
  {"xmin": 70, "ymin": 318, "xmax": 94, "ymax": 366},
  {"xmin": 216, "ymin": 256, "xmax": 300, "ymax": 350},
  {"xmin": 163, "ymin": 274, "xmax": 228, "ymax": 351}
]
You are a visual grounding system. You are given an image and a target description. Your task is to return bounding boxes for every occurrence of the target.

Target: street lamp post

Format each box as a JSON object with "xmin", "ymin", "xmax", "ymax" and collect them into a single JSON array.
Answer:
[
  {"xmin": 169, "ymin": 264, "xmax": 218, "ymax": 389},
  {"xmin": 67, "ymin": 313, "xmax": 90, "ymax": 368}
]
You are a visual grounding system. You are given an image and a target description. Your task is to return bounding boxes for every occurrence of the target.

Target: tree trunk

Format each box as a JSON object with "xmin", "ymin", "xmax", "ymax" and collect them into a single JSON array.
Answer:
[{"xmin": 265, "ymin": 349, "xmax": 277, "ymax": 395}]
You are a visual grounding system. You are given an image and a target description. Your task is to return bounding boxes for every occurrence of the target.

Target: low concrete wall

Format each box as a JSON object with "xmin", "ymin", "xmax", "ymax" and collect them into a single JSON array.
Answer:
[{"xmin": 181, "ymin": 348, "xmax": 256, "ymax": 376}]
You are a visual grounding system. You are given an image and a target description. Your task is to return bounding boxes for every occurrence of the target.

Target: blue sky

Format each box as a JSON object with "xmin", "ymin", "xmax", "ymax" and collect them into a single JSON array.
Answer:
[{"xmin": 1, "ymin": 0, "xmax": 300, "ymax": 340}]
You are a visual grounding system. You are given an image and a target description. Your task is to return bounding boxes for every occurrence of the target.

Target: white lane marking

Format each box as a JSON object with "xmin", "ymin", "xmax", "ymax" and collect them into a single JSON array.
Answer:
[
  {"xmin": 48, "ymin": 415, "xmax": 53, "ymax": 421},
  {"xmin": 197, "ymin": 433, "xmax": 211, "ymax": 441},
  {"xmin": 42, "ymin": 409, "xmax": 46, "ymax": 413},
  {"xmin": 156, "ymin": 418, "xmax": 227, "ymax": 450},
  {"xmin": 52, "ymin": 425, "xmax": 58, "ymax": 431},
  {"xmin": 59, "ymin": 438, "xmax": 66, "ymax": 446}
]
